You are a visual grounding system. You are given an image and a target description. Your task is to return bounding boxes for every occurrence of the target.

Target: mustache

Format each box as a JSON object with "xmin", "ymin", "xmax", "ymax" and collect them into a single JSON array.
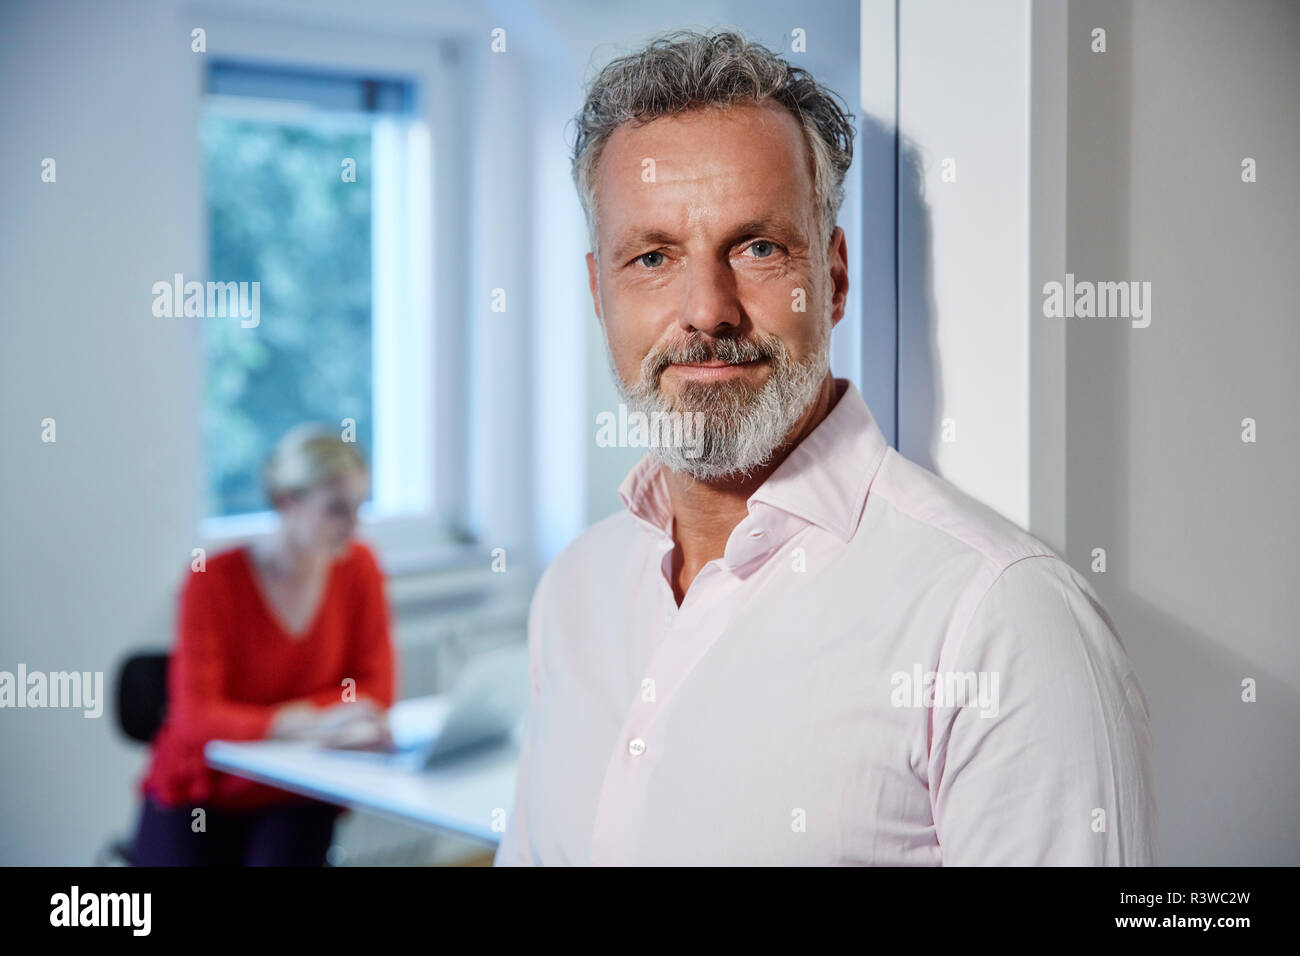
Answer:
[{"xmin": 642, "ymin": 333, "xmax": 779, "ymax": 385}]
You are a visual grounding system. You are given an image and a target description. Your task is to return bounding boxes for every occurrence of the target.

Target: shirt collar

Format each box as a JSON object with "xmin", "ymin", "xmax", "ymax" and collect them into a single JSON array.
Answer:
[{"xmin": 617, "ymin": 378, "xmax": 890, "ymax": 545}]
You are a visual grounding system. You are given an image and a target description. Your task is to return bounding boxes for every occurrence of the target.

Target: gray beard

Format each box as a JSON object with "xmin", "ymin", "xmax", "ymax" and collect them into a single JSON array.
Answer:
[{"xmin": 611, "ymin": 331, "xmax": 830, "ymax": 482}]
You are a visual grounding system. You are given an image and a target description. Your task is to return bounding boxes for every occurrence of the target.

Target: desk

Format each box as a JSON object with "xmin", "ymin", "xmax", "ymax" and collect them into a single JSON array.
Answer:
[{"xmin": 205, "ymin": 696, "xmax": 520, "ymax": 848}]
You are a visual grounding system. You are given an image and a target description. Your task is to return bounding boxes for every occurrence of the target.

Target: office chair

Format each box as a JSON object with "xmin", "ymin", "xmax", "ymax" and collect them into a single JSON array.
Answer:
[
  {"xmin": 99, "ymin": 652, "xmax": 427, "ymax": 866},
  {"xmin": 96, "ymin": 651, "xmax": 169, "ymax": 865},
  {"xmin": 117, "ymin": 652, "xmax": 170, "ymax": 743}
]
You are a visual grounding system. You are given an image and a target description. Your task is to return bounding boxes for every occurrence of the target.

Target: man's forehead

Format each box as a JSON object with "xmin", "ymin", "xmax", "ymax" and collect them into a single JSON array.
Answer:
[
  {"xmin": 599, "ymin": 101, "xmax": 806, "ymax": 178},
  {"xmin": 595, "ymin": 102, "xmax": 815, "ymax": 252}
]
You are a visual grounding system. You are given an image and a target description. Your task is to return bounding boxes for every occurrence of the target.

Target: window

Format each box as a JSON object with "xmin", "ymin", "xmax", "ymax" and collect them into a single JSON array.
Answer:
[{"xmin": 198, "ymin": 59, "xmax": 434, "ymax": 537}]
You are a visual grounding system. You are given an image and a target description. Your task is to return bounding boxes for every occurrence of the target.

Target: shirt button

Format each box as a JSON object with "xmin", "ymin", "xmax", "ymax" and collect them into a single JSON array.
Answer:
[
  {"xmin": 663, "ymin": 611, "xmax": 674, "ymax": 627},
  {"xmin": 748, "ymin": 528, "xmax": 766, "ymax": 538},
  {"xmin": 628, "ymin": 737, "xmax": 646, "ymax": 756}
]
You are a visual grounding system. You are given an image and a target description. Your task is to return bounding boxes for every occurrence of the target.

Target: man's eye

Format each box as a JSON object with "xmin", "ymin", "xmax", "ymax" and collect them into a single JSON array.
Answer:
[
  {"xmin": 635, "ymin": 251, "xmax": 665, "ymax": 268},
  {"xmin": 745, "ymin": 240, "xmax": 779, "ymax": 259}
]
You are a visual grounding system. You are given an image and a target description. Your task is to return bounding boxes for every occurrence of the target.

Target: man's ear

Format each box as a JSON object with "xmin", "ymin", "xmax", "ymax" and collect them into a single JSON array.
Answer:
[
  {"xmin": 586, "ymin": 251, "xmax": 603, "ymax": 324},
  {"xmin": 826, "ymin": 226, "xmax": 849, "ymax": 328}
]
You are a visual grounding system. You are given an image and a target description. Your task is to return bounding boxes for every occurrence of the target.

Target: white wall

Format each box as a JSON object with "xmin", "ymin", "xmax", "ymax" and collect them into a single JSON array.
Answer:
[
  {"xmin": 1, "ymin": 0, "xmax": 209, "ymax": 867},
  {"xmin": 895, "ymin": 0, "xmax": 1033, "ymax": 529},
  {"xmin": 896, "ymin": 0, "xmax": 1300, "ymax": 864},
  {"xmin": 1060, "ymin": 0, "xmax": 1300, "ymax": 865}
]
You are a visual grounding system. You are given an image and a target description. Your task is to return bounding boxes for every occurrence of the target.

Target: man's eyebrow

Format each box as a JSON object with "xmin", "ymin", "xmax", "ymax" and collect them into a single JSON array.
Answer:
[
  {"xmin": 609, "ymin": 228, "xmax": 679, "ymax": 263},
  {"xmin": 608, "ymin": 216, "xmax": 806, "ymax": 263}
]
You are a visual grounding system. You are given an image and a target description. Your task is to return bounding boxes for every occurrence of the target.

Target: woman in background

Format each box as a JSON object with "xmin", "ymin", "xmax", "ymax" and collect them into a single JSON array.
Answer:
[{"xmin": 132, "ymin": 424, "xmax": 398, "ymax": 865}]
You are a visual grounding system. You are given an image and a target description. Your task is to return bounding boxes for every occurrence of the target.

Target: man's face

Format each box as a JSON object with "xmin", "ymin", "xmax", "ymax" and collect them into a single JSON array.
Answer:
[{"xmin": 586, "ymin": 99, "xmax": 848, "ymax": 479}]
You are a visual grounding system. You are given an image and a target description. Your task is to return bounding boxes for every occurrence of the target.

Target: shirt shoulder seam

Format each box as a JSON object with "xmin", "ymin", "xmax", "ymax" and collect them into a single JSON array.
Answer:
[{"xmin": 871, "ymin": 451, "xmax": 1057, "ymax": 569}]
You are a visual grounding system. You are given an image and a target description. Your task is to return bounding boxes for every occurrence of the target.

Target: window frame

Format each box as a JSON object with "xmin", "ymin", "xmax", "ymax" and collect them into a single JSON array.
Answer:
[{"xmin": 191, "ymin": 15, "xmax": 472, "ymax": 569}]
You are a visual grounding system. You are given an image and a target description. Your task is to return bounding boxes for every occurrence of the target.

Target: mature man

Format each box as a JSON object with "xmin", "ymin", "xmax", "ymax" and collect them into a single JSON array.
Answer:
[{"xmin": 495, "ymin": 30, "xmax": 1156, "ymax": 865}]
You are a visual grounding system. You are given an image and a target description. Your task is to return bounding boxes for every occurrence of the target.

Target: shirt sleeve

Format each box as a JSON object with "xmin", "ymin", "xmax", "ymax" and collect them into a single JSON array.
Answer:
[
  {"xmin": 929, "ymin": 555, "xmax": 1158, "ymax": 865},
  {"xmin": 493, "ymin": 586, "xmax": 545, "ymax": 866},
  {"xmin": 314, "ymin": 543, "xmax": 397, "ymax": 710},
  {"xmin": 168, "ymin": 568, "xmax": 278, "ymax": 742}
]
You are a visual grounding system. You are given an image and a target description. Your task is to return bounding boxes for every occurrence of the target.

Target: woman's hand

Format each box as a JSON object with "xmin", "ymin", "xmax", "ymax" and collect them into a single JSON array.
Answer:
[
  {"xmin": 313, "ymin": 700, "xmax": 384, "ymax": 740},
  {"xmin": 317, "ymin": 706, "xmax": 394, "ymax": 749},
  {"xmin": 268, "ymin": 700, "xmax": 322, "ymax": 740},
  {"xmin": 269, "ymin": 698, "xmax": 392, "ymax": 747}
]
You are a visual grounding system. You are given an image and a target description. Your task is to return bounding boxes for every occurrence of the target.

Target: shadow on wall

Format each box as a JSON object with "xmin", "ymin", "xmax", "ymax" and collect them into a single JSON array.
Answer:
[
  {"xmin": 894, "ymin": 126, "xmax": 941, "ymax": 470},
  {"xmin": 1112, "ymin": 591, "xmax": 1300, "ymax": 866}
]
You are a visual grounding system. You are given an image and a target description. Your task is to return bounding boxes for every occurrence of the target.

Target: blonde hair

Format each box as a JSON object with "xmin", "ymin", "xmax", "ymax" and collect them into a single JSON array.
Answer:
[{"xmin": 260, "ymin": 423, "xmax": 368, "ymax": 507}]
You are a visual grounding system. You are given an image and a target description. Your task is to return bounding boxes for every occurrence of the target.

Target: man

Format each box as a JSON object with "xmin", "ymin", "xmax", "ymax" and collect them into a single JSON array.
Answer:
[{"xmin": 495, "ymin": 30, "xmax": 1157, "ymax": 865}]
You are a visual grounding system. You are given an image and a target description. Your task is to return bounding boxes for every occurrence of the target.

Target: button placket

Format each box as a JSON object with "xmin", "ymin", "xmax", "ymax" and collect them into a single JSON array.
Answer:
[{"xmin": 590, "ymin": 571, "xmax": 737, "ymax": 864}]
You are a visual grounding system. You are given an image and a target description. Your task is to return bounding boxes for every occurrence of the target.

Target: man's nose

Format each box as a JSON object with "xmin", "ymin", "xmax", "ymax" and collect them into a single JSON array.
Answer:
[{"xmin": 674, "ymin": 256, "xmax": 742, "ymax": 337}]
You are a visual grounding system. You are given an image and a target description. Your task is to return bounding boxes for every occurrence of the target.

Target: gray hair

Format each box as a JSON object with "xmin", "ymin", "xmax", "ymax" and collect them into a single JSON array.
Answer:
[{"xmin": 570, "ymin": 29, "xmax": 856, "ymax": 259}]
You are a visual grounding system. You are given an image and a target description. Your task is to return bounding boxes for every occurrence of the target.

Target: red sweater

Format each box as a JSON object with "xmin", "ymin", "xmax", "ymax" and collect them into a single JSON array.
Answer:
[{"xmin": 139, "ymin": 539, "xmax": 398, "ymax": 811}]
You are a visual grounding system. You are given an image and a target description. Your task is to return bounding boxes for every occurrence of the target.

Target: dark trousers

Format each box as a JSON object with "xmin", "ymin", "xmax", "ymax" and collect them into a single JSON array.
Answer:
[{"xmin": 130, "ymin": 795, "xmax": 343, "ymax": 866}]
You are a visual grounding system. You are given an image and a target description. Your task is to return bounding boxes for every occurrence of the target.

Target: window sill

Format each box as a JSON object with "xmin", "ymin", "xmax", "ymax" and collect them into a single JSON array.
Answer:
[{"xmin": 198, "ymin": 510, "xmax": 519, "ymax": 581}]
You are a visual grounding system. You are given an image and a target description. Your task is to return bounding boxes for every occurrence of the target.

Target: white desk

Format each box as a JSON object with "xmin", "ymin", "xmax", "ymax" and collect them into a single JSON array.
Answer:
[{"xmin": 205, "ymin": 696, "xmax": 520, "ymax": 847}]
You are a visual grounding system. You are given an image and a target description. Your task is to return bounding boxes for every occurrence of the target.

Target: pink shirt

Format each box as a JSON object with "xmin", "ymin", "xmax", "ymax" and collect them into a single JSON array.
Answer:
[{"xmin": 495, "ymin": 379, "xmax": 1157, "ymax": 865}]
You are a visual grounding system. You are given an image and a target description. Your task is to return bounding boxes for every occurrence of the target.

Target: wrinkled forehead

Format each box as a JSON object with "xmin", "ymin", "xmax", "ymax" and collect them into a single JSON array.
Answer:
[{"xmin": 593, "ymin": 101, "xmax": 818, "ymax": 257}]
